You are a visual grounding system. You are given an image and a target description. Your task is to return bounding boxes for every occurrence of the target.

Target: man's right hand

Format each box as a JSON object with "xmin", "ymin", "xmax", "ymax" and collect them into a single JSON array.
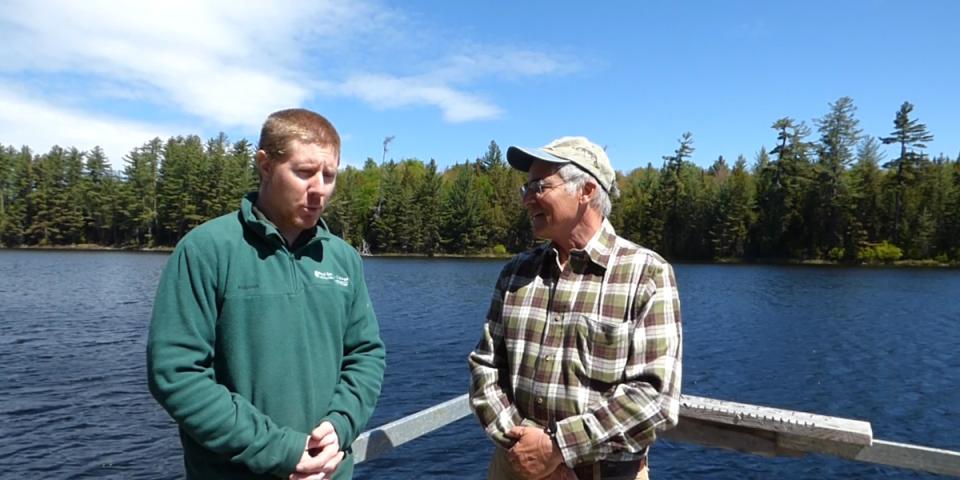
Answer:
[{"xmin": 289, "ymin": 422, "xmax": 343, "ymax": 480}]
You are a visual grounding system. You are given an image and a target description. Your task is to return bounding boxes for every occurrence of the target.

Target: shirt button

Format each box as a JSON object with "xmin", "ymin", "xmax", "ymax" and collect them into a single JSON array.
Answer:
[
  {"xmin": 546, "ymin": 355, "xmax": 554, "ymax": 361},
  {"xmin": 537, "ymin": 397, "xmax": 544, "ymax": 405}
]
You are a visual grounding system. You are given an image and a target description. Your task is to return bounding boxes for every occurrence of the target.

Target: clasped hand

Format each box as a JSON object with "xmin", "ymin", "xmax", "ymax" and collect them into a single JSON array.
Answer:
[
  {"xmin": 289, "ymin": 421, "xmax": 343, "ymax": 480},
  {"xmin": 505, "ymin": 426, "xmax": 573, "ymax": 480}
]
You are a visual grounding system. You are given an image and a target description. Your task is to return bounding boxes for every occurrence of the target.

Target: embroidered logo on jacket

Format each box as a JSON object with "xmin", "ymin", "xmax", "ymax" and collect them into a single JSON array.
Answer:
[{"xmin": 314, "ymin": 270, "xmax": 350, "ymax": 287}]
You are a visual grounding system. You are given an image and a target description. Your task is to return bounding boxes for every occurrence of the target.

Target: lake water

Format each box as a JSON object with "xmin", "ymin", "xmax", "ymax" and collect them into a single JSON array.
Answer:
[{"xmin": 0, "ymin": 250, "xmax": 958, "ymax": 479}]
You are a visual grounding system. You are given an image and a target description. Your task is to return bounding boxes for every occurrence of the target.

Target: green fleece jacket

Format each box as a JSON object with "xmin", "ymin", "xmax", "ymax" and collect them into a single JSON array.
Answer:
[{"xmin": 147, "ymin": 193, "xmax": 385, "ymax": 479}]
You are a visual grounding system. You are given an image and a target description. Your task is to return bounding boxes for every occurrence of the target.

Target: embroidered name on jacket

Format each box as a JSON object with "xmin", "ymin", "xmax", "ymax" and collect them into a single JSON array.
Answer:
[{"xmin": 314, "ymin": 270, "xmax": 350, "ymax": 287}]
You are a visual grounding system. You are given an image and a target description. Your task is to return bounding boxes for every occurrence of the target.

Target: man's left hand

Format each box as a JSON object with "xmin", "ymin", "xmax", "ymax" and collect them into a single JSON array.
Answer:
[
  {"xmin": 290, "ymin": 422, "xmax": 343, "ymax": 480},
  {"xmin": 506, "ymin": 426, "xmax": 564, "ymax": 479}
]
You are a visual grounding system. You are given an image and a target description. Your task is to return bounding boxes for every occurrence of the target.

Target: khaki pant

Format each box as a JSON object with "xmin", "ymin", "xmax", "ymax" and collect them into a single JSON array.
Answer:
[{"xmin": 487, "ymin": 447, "xmax": 649, "ymax": 480}]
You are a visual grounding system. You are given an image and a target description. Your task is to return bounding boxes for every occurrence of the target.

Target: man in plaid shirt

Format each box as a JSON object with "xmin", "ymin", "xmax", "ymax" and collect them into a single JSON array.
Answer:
[{"xmin": 468, "ymin": 136, "xmax": 682, "ymax": 480}]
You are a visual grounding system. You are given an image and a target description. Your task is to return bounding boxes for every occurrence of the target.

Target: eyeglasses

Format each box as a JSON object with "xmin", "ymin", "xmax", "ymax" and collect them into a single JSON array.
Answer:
[{"xmin": 520, "ymin": 178, "xmax": 565, "ymax": 198}]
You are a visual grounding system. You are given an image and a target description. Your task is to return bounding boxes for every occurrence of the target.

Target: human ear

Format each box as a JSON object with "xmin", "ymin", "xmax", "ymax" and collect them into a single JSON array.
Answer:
[
  {"xmin": 580, "ymin": 181, "xmax": 597, "ymax": 205},
  {"xmin": 255, "ymin": 150, "xmax": 272, "ymax": 179}
]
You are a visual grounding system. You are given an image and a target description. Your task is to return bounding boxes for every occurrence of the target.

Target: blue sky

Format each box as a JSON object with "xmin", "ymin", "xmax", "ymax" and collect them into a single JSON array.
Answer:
[{"xmin": 1, "ymin": 0, "xmax": 957, "ymax": 172}]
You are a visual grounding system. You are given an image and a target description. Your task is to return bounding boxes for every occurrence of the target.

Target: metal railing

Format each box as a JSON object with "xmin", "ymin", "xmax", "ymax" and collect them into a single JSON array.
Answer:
[{"xmin": 351, "ymin": 393, "xmax": 960, "ymax": 477}]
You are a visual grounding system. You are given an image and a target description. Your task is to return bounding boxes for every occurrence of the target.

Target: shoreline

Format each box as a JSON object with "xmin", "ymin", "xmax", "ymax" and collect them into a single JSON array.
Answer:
[
  {"xmin": 1, "ymin": 244, "xmax": 174, "ymax": 253},
  {"xmin": 3, "ymin": 245, "xmax": 957, "ymax": 268}
]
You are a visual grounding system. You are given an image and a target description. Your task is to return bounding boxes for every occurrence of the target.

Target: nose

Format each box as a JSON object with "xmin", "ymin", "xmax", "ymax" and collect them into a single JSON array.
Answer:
[
  {"xmin": 307, "ymin": 172, "xmax": 327, "ymax": 191},
  {"xmin": 304, "ymin": 177, "xmax": 328, "ymax": 205}
]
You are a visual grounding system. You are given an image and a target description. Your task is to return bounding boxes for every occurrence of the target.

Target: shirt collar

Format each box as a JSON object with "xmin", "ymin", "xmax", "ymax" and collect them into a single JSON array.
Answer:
[
  {"xmin": 241, "ymin": 192, "xmax": 329, "ymax": 248},
  {"xmin": 568, "ymin": 218, "xmax": 616, "ymax": 270}
]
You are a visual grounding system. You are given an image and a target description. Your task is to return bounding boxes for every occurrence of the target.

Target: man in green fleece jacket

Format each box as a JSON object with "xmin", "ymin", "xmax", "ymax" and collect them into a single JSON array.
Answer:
[{"xmin": 147, "ymin": 108, "xmax": 385, "ymax": 479}]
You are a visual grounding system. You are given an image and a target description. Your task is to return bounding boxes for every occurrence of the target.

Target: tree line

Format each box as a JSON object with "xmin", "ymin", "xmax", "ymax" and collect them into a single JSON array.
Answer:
[{"xmin": 1, "ymin": 97, "xmax": 958, "ymax": 263}]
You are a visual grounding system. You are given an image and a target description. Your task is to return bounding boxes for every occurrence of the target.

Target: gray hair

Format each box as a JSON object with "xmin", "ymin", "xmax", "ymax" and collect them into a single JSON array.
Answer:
[{"xmin": 556, "ymin": 163, "xmax": 613, "ymax": 217}]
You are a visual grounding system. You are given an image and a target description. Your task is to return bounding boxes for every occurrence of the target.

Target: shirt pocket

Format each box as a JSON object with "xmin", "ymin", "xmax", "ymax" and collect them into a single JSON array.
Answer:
[{"xmin": 572, "ymin": 314, "xmax": 631, "ymax": 385}]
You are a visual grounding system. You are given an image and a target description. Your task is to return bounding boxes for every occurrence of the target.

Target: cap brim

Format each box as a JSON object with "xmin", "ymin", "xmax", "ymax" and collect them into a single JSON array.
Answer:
[{"xmin": 506, "ymin": 146, "xmax": 571, "ymax": 172}]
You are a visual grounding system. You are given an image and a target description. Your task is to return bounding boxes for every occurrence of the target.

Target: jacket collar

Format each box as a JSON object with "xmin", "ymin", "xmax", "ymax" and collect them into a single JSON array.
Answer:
[{"xmin": 240, "ymin": 192, "xmax": 330, "ymax": 249}]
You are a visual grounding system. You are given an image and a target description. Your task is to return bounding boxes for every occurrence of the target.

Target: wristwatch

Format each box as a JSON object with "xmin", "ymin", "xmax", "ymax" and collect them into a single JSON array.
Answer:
[{"xmin": 545, "ymin": 418, "xmax": 559, "ymax": 443}]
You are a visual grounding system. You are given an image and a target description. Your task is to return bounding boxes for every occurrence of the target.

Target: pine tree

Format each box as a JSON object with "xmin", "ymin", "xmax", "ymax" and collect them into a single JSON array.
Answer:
[
  {"xmin": 121, "ymin": 138, "xmax": 162, "ymax": 246},
  {"xmin": 417, "ymin": 159, "xmax": 443, "ymax": 255},
  {"xmin": 31, "ymin": 147, "xmax": 77, "ymax": 244},
  {"xmin": 880, "ymin": 101, "xmax": 934, "ymax": 245},
  {"xmin": 679, "ymin": 162, "xmax": 713, "ymax": 258},
  {"xmin": 617, "ymin": 164, "xmax": 664, "ymax": 252},
  {"xmin": 765, "ymin": 118, "xmax": 814, "ymax": 257},
  {"xmin": 946, "ymin": 157, "xmax": 960, "ymax": 260},
  {"xmin": 200, "ymin": 133, "xmax": 232, "ymax": 219},
  {"xmin": 708, "ymin": 155, "xmax": 729, "ymax": 178},
  {"xmin": 750, "ymin": 146, "xmax": 778, "ymax": 256},
  {"xmin": 440, "ymin": 163, "xmax": 486, "ymax": 253},
  {"xmin": 0, "ymin": 145, "xmax": 20, "ymax": 245},
  {"xmin": 814, "ymin": 96, "xmax": 862, "ymax": 258},
  {"xmin": 60, "ymin": 147, "xmax": 87, "ymax": 244},
  {"xmin": 367, "ymin": 161, "xmax": 398, "ymax": 252},
  {"xmin": 478, "ymin": 140, "xmax": 504, "ymax": 172},
  {"xmin": 660, "ymin": 132, "xmax": 694, "ymax": 257},
  {"xmin": 26, "ymin": 146, "xmax": 70, "ymax": 245},
  {"xmin": 913, "ymin": 154, "xmax": 953, "ymax": 259},
  {"xmin": 0, "ymin": 145, "xmax": 13, "ymax": 245},
  {"xmin": 711, "ymin": 155, "xmax": 755, "ymax": 258},
  {"xmin": 231, "ymin": 140, "xmax": 258, "ymax": 199},
  {"xmin": 478, "ymin": 141, "xmax": 518, "ymax": 250},
  {"xmin": 661, "ymin": 132, "xmax": 694, "ymax": 210},
  {"xmin": 325, "ymin": 165, "xmax": 359, "ymax": 246},
  {"xmin": 847, "ymin": 137, "xmax": 886, "ymax": 259},
  {"xmin": 81, "ymin": 146, "xmax": 116, "ymax": 244},
  {"xmin": 2, "ymin": 146, "xmax": 34, "ymax": 246},
  {"xmin": 357, "ymin": 158, "xmax": 382, "ymax": 253},
  {"xmin": 157, "ymin": 135, "xmax": 205, "ymax": 243},
  {"xmin": 394, "ymin": 160, "xmax": 426, "ymax": 253}
]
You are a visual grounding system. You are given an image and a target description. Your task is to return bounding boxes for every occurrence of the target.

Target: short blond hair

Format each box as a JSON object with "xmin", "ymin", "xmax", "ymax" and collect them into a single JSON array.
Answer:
[{"xmin": 258, "ymin": 108, "xmax": 340, "ymax": 160}]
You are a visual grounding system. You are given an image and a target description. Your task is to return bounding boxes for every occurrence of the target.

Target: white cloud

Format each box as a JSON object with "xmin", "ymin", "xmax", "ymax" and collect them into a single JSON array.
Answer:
[
  {"xmin": 0, "ymin": 0, "xmax": 380, "ymax": 128},
  {"xmin": 332, "ymin": 47, "xmax": 577, "ymax": 122},
  {"xmin": 431, "ymin": 49, "xmax": 579, "ymax": 83},
  {"xmin": 0, "ymin": 0, "xmax": 579, "ymax": 151},
  {"xmin": 0, "ymin": 84, "xmax": 173, "ymax": 170},
  {"xmin": 340, "ymin": 74, "xmax": 502, "ymax": 122}
]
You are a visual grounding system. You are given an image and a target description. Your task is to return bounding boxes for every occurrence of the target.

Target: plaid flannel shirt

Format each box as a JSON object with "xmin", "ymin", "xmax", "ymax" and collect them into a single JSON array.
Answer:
[{"xmin": 468, "ymin": 219, "xmax": 682, "ymax": 466}]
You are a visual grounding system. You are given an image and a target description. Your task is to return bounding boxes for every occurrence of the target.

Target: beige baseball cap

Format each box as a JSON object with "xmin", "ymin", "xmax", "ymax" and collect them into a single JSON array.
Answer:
[{"xmin": 506, "ymin": 136, "xmax": 619, "ymax": 197}]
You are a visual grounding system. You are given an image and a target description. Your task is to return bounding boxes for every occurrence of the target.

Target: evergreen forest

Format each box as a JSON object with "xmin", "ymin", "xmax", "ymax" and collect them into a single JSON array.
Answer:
[{"xmin": 2, "ymin": 98, "xmax": 959, "ymax": 264}]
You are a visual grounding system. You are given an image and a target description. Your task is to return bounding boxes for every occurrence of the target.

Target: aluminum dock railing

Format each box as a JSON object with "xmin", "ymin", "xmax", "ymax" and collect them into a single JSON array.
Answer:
[{"xmin": 350, "ymin": 394, "xmax": 960, "ymax": 477}]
